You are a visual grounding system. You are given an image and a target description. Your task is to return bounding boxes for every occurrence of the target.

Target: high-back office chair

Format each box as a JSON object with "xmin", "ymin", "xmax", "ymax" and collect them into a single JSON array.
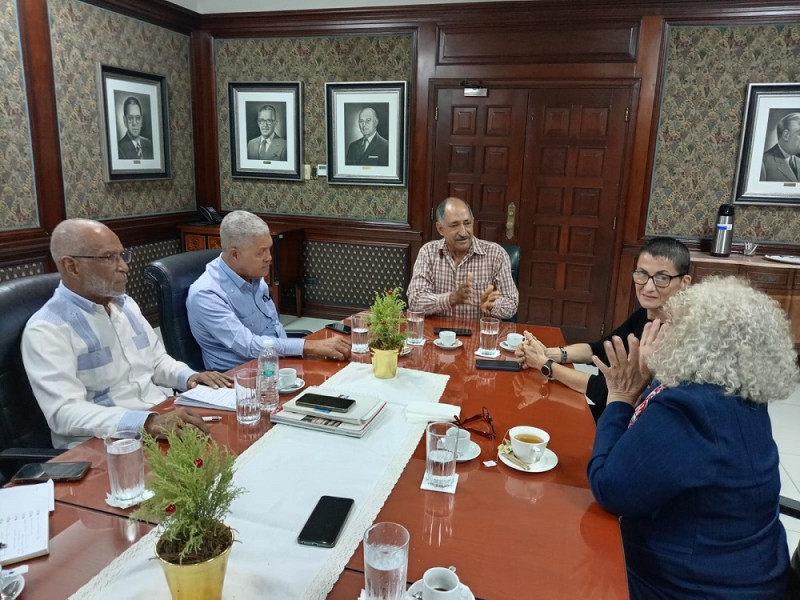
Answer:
[
  {"xmin": 144, "ymin": 249, "xmax": 220, "ymax": 372},
  {"xmin": 500, "ymin": 243, "xmax": 521, "ymax": 322},
  {"xmin": 144, "ymin": 250, "xmax": 310, "ymax": 372},
  {"xmin": 0, "ymin": 273, "xmax": 65, "ymax": 484},
  {"xmin": 781, "ymin": 495, "xmax": 800, "ymax": 599}
]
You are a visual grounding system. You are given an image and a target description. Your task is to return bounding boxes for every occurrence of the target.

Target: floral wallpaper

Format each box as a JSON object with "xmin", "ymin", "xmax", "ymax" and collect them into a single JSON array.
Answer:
[
  {"xmin": 0, "ymin": 0, "xmax": 38, "ymax": 231},
  {"xmin": 47, "ymin": 0, "xmax": 195, "ymax": 219},
  {"xmin": 215, "ymin": 35, "xmax": 412, "ymax": 222},
  {"xmin": 649, "ymin": 23, "xmax": 800, "ymax": 244}
]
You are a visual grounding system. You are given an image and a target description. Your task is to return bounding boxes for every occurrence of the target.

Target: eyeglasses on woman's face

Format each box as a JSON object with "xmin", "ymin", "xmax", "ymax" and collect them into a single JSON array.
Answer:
[{"xmin": 631, "ymin": 270, "xmax": 685, "ymax": 288}]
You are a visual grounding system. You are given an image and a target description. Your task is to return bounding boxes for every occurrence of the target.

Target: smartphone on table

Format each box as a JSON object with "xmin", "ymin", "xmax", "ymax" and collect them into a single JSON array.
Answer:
[
  {"xmin": 11, "ymin": 461, "xmax": 91, "ymax": 483},
  {"xmin": 297, "ymin": 495, "xmax": 355, "ymax": 547},
  {"xmin": 475, "ymin": 359, "xmax": 522, "ymax": 371},
  {"xmin": 295, "ymin": 393, "xmax": 355, "ymax": 413},
  {"xmin": 325, "ymin": 322, "xmax": 352, "ymax": 335}
]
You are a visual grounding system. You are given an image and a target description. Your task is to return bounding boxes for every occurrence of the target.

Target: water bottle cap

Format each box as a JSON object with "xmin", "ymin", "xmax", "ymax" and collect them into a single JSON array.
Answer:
[
  {"xmin": 717, "ymin": 204, "xmax": 735, "ymax": 217},
  {"xmin": 263, "ymin": 339, "xmax": 274, "ymax": 349}
]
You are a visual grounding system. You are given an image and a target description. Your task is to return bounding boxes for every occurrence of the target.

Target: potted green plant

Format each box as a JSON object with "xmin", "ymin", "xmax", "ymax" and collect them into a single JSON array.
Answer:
[
  {"xmin": 132, "ymin": 425, "xmax": 244, "ymax": 600},
  {"xmin": 368, "ymin": 287, "xmax": 408, "ymax": 378}
]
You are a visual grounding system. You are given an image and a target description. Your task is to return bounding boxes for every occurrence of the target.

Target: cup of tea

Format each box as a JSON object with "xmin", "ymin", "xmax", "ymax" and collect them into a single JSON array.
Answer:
[
  {"xmin": 438, "ymin": 330, "xmax": 457, "ymax": 347},
  {"xmin": 506, "ymin": 332, "xmax": 524, "ymax": 348},
  {"xmin": 446, "ymin": 427, "xmax": 471, "ymax": 457},
  {"xmin": 509, "ymin": 426, "xmax": 549, "ymax": 464},
  {"xmin": 422, "ymin": 566, "xmax": 460, "ymax": 599},
  {"xmin": 278, "ymin": 367, "xmax": 297, "ymax": 389}
]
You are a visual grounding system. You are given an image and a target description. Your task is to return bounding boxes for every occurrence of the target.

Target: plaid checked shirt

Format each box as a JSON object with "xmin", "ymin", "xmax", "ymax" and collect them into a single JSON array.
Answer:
[{"xmin": 407, "ymin": 237, "xmax": 518, "ymax": 320}]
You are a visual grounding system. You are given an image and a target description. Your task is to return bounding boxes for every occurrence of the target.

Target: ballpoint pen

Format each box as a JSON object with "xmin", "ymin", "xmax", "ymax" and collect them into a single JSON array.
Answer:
[{"xmin": 202, "ymin": 416, "xmax": 223, "ymax": 422}]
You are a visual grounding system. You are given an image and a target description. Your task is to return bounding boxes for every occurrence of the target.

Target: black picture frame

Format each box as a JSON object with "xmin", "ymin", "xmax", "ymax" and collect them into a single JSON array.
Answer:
[
  {"xmin": 733, "ymin": 82, "xmax": 800, "ymax": 206},
  {"xmin": 229, "ymin": 82, "xmax": 303, "ymax": 180},
  {"xmin": 97, "ymin": 65, "xmax": 170, "ymax": 182},
  {"xmin": 325, "ymin": 81, "xmax": 408, "ymax": 186}
]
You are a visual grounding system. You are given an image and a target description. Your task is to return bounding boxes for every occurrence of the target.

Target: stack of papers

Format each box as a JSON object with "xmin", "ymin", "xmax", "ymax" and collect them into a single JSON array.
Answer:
[
  {"xmin": 270, "ymin": 387, "xmax": 387, "ymax": 438},
  {"xmin": 0, "ymin": 480, "xmax": 55, "ymax": 565},
  {"xmin": 175, "ymin": 385, "xmax": 236, "ymax": 411}
]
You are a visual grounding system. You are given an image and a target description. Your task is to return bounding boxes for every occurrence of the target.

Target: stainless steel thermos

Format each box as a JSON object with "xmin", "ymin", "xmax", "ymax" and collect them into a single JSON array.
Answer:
[{"xmin": 711, "ymin": 204, "xmax": 734, "ymax": 257}]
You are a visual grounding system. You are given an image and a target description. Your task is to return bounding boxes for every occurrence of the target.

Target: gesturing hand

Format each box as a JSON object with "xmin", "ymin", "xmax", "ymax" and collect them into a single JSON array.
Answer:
[
  {"xmin": 480, "ymin": 284, "xmax": 500, "ymax": 315},
  {"xmin": 592, "ymin": 334, "xmax": 649, "ymax": 406},
  {"xmin": 449, "ymin": 273, "xmax": 474, "ymax": 307}
]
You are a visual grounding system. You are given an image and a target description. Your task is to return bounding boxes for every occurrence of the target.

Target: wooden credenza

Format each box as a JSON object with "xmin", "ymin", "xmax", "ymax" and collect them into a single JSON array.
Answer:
[
  {"xmin": 178, "ymin": 223, "xmax": 305, "ymax": 316},
  {"xmin": 689, "ymin": 252, "xmax": 800, "ymax": 347}
]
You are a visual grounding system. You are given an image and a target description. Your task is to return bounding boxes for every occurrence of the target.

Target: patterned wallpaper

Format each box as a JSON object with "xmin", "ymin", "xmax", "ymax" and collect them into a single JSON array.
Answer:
[
  {"xmin": 649, "ymin": 23, "xmax": 800, "ymax": 244},
  {"xmin": 0, "ymin": 0, "xmax": 38, "ymax": 231},
  {"xmin": 215, "ymin": 35, "xmax": 412, "ymax": 222},
  {"xmin": 47, "ymin": 0, "xmax": 195, "ymax": 219}
]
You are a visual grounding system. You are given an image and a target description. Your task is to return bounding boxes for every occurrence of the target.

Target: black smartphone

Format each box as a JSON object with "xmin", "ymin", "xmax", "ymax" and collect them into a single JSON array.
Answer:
[
  {"xmin": 297, "ymin": 495, "xmax": 355, "ymax": 547},
  {"xmin": 296, "ymin": 393, "xmax": 356, "ymax": 413},
  {"xmin": 11, "ymin": 461, "xmax": 91, "ymax": 483},
  {"xmin": 433, "ymin": 327, "xmax": 472, "ymax": 336},
  {"xmin": 325, "ymin": 322, "xmax": 352, "ymax": 335},
  {"xmin": 475, "ymin": 358, "xmax": 522, "ymax": 371}
]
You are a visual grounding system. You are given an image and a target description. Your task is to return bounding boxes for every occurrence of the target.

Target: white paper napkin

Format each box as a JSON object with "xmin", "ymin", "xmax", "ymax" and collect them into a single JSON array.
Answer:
[
  {"xmin": 420, "ymin": 473, "xmax": 459, "ymax": 494},
  {"xmin": 404, "ymin": 402, "xmax": 461, "ymax": 423}
]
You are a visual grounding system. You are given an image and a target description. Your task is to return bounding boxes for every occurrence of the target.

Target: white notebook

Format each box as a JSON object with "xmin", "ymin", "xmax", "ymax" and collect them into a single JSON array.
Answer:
[{"xmin": 0, "ymin": 479, "xmax": 55, "ymax": 565}]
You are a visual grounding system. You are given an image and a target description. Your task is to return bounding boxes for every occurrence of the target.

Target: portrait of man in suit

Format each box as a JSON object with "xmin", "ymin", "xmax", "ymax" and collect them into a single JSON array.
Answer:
[
  {"xmin": 246, "ymin": 104, "xmax": 287, "ymax": 161},
  {"xmin": 760, "ymin": 111, "xmax": 800, "ymax": 182},
  {"xmin": 345, "ymin": 106, "xmax": 389, "ymax": 166},
  {"xmin": 117, "ymin": 96, "xmax": 153, "ymax": 160}
]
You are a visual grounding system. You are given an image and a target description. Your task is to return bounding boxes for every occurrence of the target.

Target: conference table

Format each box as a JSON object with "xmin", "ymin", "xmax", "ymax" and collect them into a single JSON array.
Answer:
[{"xmin": 18, "ymin": 316, "xmax": 628, "ymax": 599}]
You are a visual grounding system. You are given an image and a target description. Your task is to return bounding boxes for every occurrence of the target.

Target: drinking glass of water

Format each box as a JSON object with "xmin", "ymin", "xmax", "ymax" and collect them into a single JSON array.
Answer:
[
  {"xmin": 105, "ymin": 430, "xmax": 145, "ymax": 502},
  {"xmin": 406, "ymin": 310, "xmax": 425, "ymax": 346},
  {"xmin": 351, "ymin": 312, "xmax": 371, "ymax": 354},
  {"xmin": 364, "ymin": 522, "xmax": 409, "ymax": 600},
  {"xmin": 478, "ymin": 316, "xmax": 500, "ymax": 357},
  {"xmin": 425, "ymin": 422, "xmax": 457, "ymax": 488},
  {"xmin": 235, "ymin": 367, "xmax": 261, "ymax": 425}
]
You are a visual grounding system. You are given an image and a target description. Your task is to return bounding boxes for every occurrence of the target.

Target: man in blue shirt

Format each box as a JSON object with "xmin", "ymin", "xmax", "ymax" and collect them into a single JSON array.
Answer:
[{"xmin": 187, "ymin": 211, "xmax": 351, "ymax": 371}]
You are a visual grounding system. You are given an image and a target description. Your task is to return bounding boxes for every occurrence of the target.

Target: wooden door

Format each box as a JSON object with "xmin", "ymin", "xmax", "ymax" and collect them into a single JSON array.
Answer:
[
  {"xmin": 432, "ymin": 85, "xmax": 632, "ymax": 342},
  {"xmin": 517, "ymin": 87, "xmax": 631, "ymax": 341}
]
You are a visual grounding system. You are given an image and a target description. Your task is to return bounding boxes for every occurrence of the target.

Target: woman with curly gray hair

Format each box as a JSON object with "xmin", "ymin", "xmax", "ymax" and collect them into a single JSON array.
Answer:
[{"xmin": 588, "ymin": 276, "xmax": 798, "ymax": 599}]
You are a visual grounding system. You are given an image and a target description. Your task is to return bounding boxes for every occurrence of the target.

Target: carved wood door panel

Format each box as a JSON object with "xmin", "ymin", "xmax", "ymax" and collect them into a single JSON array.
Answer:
[
  {"xmin": 432, "ymin": 85, "xmax": 632, "ymax": 342},
  {"xmin": 517, "ymin": 86, "xmax": 631, "ymax": 341}
]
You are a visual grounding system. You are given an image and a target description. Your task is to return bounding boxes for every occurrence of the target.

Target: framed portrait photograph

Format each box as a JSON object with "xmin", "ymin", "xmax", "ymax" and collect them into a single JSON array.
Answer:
[
  {"xmin": 229, "ymin": 82, "xmax": 303, "ymax": 180},
  {"xmin": 96, "ymin": 65, "xmax": 170, "ymax": 182},
  {"xmin": 325, "ymin": 81, "xmax": 408, "ymax": 186},
  {"xmin": 733, "ymin": 83, "xmax": 800, "ymax": 206}
]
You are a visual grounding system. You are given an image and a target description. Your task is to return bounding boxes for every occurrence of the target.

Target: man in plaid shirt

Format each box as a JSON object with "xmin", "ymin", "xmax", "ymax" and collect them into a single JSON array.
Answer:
[{"xmin": 407, "ymin": 197, "xmax": 518, "ymax": 320}]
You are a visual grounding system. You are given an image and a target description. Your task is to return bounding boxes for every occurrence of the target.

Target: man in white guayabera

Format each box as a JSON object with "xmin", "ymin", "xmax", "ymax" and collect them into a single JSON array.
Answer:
[{"xmin": 22, "ymin": 218, "xmax": 230, "ymax": 448}]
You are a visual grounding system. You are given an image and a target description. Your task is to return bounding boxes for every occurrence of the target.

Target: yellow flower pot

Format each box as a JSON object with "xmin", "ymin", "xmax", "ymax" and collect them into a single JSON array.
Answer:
[
  {"xmin": 371, "ymin": 347, "xmax": 400, "ymax": 379},
  {"xmin": 156, "ymin": 526, "xmax": 233, "ymax": 600}
]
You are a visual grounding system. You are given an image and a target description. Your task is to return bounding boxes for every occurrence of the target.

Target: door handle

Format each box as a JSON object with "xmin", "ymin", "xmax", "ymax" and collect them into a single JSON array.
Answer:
[{"xmin": 505, "ymin": 202, "xmax": 516, "ymax": 240}]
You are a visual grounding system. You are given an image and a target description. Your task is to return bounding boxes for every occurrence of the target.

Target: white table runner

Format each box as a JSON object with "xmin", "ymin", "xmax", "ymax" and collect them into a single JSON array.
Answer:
[{"xmin": 69, "ymin": 364, "xmax": 449, "ymax": 599}]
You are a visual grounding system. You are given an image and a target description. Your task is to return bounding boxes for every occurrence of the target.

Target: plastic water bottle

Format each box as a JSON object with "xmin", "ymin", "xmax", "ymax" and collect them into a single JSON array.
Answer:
[{"xmin": 257, "ymin": 339, "xmax": 279, "ymax": 413}]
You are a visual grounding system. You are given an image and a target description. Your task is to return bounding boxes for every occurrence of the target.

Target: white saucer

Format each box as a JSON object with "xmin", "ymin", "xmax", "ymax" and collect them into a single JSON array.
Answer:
[
  {"xmin": 406, "ymin": 580, "xmax": 474, "ymax": 600},
  {"xmin": 498, "ymin": 448, "xmax": 558, "ymax": 473},
  {"xmin": 456, "ymin": 440, "xmax": 481, "ymax": 462},
  {"xmin": 434, "ymin": 339, "xmax": 463, "ymax": 350},
  {"xmin": 499, "ymin": 341, "xmax": 522, "ymax": 352},
  {"xmin": 474, "ymin": 348, "xmax": 500, "ymax": 358},
  {"xmin": 278, "ymin": 378, "xmax": 305, "ymax": 394}
]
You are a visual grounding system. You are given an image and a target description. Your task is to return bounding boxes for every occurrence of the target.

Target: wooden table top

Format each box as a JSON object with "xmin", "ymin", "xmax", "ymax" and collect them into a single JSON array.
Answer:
[{"xmin": 29, "ymin": 316, "xmax": 627, "ymax": 599}]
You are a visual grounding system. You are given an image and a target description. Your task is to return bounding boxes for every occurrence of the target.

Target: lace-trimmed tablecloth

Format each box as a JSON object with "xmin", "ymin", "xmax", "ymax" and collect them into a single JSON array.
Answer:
[{"xmin": 69, "ymin": 363, "xmax": 449, "ymax": 599}]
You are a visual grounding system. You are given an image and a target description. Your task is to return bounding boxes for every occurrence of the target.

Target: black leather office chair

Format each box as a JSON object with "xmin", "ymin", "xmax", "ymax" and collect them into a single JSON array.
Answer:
[
  {"xmin": 144, "ymin": 250, "xmax": 310, "ymax": 372},
  {"xmin": 0, "ymin": 273, "xmax": 65, "ymax": 484},
  {"xmin": 500, "ymin": 243, "xmax": 521, "ymax": 322},
  {"xmin": 781, "ymin": 496, "xmax": 800, "ymax": 599}
]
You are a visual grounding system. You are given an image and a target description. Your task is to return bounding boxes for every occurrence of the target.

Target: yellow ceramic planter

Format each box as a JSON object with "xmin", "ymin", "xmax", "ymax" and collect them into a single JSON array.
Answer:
[
  {"xmin": 157, "ymin": 531, "xmax": 232, "ymax": 600},
  {"xmin": 371, "ymin": 347, "xmax": 400, "ymax": 379}
]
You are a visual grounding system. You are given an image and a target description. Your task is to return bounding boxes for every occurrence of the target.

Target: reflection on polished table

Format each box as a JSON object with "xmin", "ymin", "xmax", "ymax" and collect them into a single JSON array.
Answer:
[{"xmin": 30, "ymin": 317, "xmax": 627, "ymax": 599}]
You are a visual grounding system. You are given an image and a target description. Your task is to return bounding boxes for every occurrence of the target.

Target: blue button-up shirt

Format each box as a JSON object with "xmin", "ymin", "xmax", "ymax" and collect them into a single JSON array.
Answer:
[{"xmin": 186, "ymin": 256, "xmax": 304, "ymax": 370}]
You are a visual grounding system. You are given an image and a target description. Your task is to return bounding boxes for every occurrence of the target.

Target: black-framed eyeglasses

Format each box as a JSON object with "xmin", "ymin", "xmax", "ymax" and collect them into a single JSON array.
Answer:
[
  {"xmin": 631, "ymin": 270, "xmax": 685, "ymax": 289},
  {"xmin": 69, "ymin": 249, "xmax": 132, "ymax": 265},
  {"xmin": 454, "ymin": 406, "xmax": 496, "ymax": 440}
]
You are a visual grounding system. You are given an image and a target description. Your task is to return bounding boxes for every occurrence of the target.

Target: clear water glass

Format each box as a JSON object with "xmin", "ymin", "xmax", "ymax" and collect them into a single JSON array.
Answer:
[
  {"xmin": 235, "ymin": 367, "xmax": 261, "ymax": 425},
  {"xmin": 478, "ymin": 316, "xmax": 500, "ymax": 356},
  {"xmin": 425, "ymin": 422, "xmax": 457, "ymax": 488},
  {"xmin": 364, "ymin": 522, "xmax": 409, "ymax": 600},
  {"xmin": 351, "ymin": 312, "xmax": 371, "ymax": 354},
  {"xmin": 105, "ymin": 430, "xmax": 144, "ymax": 501},
  {"xmin": 406, "ymin": 310, "xmax": 425, "ymax": 346}
]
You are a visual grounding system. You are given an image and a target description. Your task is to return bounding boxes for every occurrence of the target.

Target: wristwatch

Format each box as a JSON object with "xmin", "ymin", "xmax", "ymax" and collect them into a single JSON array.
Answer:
[{"xmin": 541, "ymin": 359, "xmax": 554, "ymax": 380}]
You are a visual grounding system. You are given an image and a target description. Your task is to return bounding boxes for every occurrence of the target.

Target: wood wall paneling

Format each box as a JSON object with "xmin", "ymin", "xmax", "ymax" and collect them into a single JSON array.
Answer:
[{"xmin": 191, "ymin": 30, "xmax": 221, "ymax": 212}]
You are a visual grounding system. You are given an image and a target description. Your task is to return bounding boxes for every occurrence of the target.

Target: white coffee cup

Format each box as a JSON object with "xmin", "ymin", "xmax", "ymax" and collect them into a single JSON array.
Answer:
[
  {"xmin": 506, "ymin": 332, "xmax": 524, "ymax": 348},
  {"xmin": 438, "ymin": 330, "xmax": 457, "ymax": 346},
  {"xmin": 509, "ymin": 425, "xmax": 550, "ymax": 464},
  {"xmin": 446, "ymin": 428, "xmax": 471, "ymax": 457},
  {"xmin": 278, "ymin": 367, "xmax": 297, "ymax": 389},
  {"xmin": 422, "ymin": 566, "xmax": 460, "ymax": 599}
]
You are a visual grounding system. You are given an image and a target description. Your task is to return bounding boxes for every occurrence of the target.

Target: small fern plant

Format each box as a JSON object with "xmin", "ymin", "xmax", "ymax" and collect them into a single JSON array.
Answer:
[{"xmin": 131, "ymin": 425, "xmax": 245, "ymax": 564}]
